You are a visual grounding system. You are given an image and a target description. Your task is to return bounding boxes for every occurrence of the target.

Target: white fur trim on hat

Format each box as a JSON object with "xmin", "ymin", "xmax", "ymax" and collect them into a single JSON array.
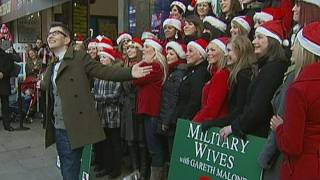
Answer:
[
  {"xmin": 98, "ymin": 51, "xmax": 115, "ymax": 61},
  {"xmin": 188, "ymin": 41, "xmax": 207, "ymax": 58},
  {"xmin": 144, "ymin": 39, "xmax": 163, "ymax": 52},
  {"xmin": 171, "ymin": 1, "xmax": 186, "ymax": 13},
  {"xmin": 256, "ymin": 26, "xmax": 282, "ymax": 44},
  {"xmin": 97, "ymin": 42, "xmax": 113, "ymax": 49},
  {"xmin": 210, "ymin": 39, "xmax": 227, "ymax": 54},
  {"xmin": 197, "ymin": 0, "xmax": 211, "ymax": 4},
  {"xmin": 203, "ymin": 16, "xmax": 227, "ymax": 32},
  {"xmin": 116, "ymin": 33, "xmax": 132, "ymax": 45},
  {"xmin": 163, "ymin": 18, "xmax": 182, "ymax": 31},
  {"xmin": 302, "ymin": 0, "xmax": 320, "ymax": 7},
  {"xmin": 297, "ymin": 29, "xmax": 320, "ymax": 56},
  {"xmin": 141, "ymin": 32, "xmax": 157, "ymax": 41},
  {"xmin": 166, "ymin": 41, "xmax": 186, "ymax": 59},
  {"xmin": 232, "ymin": 16, "xmax": 251, "ymax": 32},
  {"xmin": 88, "ymin": 42, "xmax": 97, "ymax": 48},
  {"xmin": 253, "ymin": 12, "xmax": 273, "ymax": 22}
]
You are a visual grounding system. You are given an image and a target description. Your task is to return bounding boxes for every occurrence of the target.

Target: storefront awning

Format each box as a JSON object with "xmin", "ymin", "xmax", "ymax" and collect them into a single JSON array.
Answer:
[{"xmin": 0, "ymin": 0, "xmax": 71, "ymax": 23}]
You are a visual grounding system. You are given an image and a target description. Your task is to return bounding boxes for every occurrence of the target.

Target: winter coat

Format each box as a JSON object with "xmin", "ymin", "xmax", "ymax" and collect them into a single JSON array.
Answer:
[
  {"xmin": 0, "ymin": 49, "xmax": 14, "ymax": 96},
  {"xmin": 276, "ymin": 62, "xmax": 320, "ymax": 180},
  {"xmin": 159, "ymin": 63, "xmax": 188, "ymax": 127},
  {"xmin": 41, "ymin": 47, "xmax": 133, "ymax": 149},
  {"xmin": 193, "ymin": 68, "xmax": 230, "ymax": 123},
  {"xmin": 176, "ymin": 61, "xmax": 210, "ymax": 120},
  {"xmin": 133, "ymin": 62, "xmax": 164, "ymax": 117},
  {"xmin": 231, "ymin": 57, "xmax": 288, "ymax": 138}
]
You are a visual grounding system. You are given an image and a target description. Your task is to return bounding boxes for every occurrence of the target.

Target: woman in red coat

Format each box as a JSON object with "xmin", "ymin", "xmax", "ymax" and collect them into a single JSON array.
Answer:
[
  {"xmin": 193, "ymin": 37, "xmax": 230, "ymax": 123},
  {"xmin": 133, "ymin": 38, "xmax": 167, "ymax": 179},
  {"xmin": 271, "ymin": 22, "xmax": 320, "ymax": 180}
]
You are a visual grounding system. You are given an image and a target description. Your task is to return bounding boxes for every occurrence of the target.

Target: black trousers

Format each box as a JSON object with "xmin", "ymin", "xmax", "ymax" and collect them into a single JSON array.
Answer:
[
  {"xmin": 0, "ymin": 95, "xmax": 10, "ymax": 128},
  {"xmin": 96, "ymin": 127, "xmax": 122, "ymax": 173}
]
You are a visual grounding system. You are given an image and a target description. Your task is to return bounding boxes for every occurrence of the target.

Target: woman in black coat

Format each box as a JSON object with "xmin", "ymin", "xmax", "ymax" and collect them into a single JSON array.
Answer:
[
  {"xmin": 219, "ymin": 21, "xmax": 289, "ymax": 140},
  {"xmin": 0, "ymin": 47, "xmax": 14, "ymax": 131}
]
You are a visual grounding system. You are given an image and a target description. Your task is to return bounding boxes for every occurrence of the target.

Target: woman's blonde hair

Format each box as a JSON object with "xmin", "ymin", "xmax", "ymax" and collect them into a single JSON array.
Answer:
[
  {"xmin": 154, "ymin": 50, "xmax": 168, "ymax": 85},
  {"xmin": 293, "ymin": 40, "xmax": 320, "ymax": 78},
  {"xmin": 207, "ymin": 42, "xmax": 228, "ymax": 74},
  {"xmin": 229, "ymin": 36, "xmax": 256, "ymax": 86}
]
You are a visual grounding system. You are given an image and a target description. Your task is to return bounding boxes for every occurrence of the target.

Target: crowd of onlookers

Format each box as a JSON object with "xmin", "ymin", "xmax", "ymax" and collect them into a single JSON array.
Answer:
[{"xmin": 16, "ymin": 0, "xmax": 320, "ymax": 179}]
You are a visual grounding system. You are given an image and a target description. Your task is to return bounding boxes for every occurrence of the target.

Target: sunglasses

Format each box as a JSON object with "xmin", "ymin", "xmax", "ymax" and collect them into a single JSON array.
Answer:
[{"xmin": 47, "ymin": 30, "xmax": 67, "ymax": 37}]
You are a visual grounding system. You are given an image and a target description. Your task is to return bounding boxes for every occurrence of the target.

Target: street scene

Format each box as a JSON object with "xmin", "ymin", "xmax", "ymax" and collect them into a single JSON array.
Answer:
[{"xmin": 1, "ymin": 0, "xmax": 320, "ymax": 180}]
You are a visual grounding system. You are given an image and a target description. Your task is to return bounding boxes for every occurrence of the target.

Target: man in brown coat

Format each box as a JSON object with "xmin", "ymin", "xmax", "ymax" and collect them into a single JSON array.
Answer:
[{"xmin": 41, "ymin": 22, "xmax": 151, "ymax": 180}]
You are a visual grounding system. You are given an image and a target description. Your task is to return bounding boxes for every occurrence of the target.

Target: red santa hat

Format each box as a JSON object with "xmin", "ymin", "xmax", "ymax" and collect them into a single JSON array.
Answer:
[
  {"xmin": 232, "ymin": 16, "xmax": 253, "ymax": 33},
  {"xmin": 188, "ymin": 0, "xmax": 211, "ymax": 11},
  {"xmin": 116, "ymin": 32, "xmax": 132, "ymax": 45},
  {"xmin": 144, "ymin": 38, "xmax": 163, "ymax": 52},
  {"xmin": 166, "ymin": 41, "xmax": 187, "ymax": 59},
  {"xmin": 210, "ymin": 37, "xmax": 230, "ymax": 54},
  {"xmin": 141, "ymin": 31, "xmax": 158, "ymax": 41},
  {"xmin": 163, "ymin": 18, "xmax": 182, "ymax": 31},
  {"xmin": 75, "ymin": 33, "xmax": 85, "ymax": 44},
  {"xmin": 253, "ymin": 7, "xmax": 284, "ymax": 23},
  {"xmin": 170, "ymin": 1, "xmax": 186, "ymax": 13},
  {"xmin": 187, "ymin": 38, "xmax": 209, "ymax": 58},
  {"xmin": 128, "ymin": 37, "xmax": 144, "ymax": 50},
  {"xmin": 98, "ymin": 48, "xmax": 116, "ymax": 60},
  {"xmin": 302, "ymin": 0, "xmax": 320, "ymax": 7},
  {"xmin": 87, "ymin": 39, "xmax": 97, "ymax": 48},
  {"xmin": 296, "ymin": 21, "xmax": 320, "ymax": 56},
  {"xmin": 255, "ymin": 20, "xmax": 289, "ymax": 46},
  {"xmin": 97, "ymin": 36, "xmax": 113, "ymax": 49},
  {"xmin": 203, "ymin": 16, "xmax": 227, "ymax": 32}
]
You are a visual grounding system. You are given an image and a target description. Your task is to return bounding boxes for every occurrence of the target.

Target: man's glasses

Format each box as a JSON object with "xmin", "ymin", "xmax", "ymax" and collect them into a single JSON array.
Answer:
[{"xmin": 47, "ymin": 30, "xmax": 67, "ymax": 37}]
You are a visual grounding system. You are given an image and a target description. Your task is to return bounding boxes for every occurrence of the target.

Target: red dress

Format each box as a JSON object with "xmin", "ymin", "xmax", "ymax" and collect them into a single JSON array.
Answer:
[
  {"xmin": 193, "ymin": 68, "xmax": 230, "ymax": 123},
  {"xmin": 276, "ymin": 63, "xmax": 320, "ymax": 180}
]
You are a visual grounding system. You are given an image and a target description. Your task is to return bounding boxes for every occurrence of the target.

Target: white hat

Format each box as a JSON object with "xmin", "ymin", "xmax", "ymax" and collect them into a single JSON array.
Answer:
[
  {"xmin": 144, "ymin": 38, "xmax": 163, "ymax": 52},
  {"xmin": 203, "ymin": 16, "xmax": 227, "ymax": 32},
  {"xmin": 170, "ymin": 1, "xmax": 186, "ymax": 13},
  {"xmin": 163, "ymin": 18, "xmax": 182, "ymax": 31},
  {"xmin": 166, "ymin": 41, "xmax": 187, "ymax": 59}
]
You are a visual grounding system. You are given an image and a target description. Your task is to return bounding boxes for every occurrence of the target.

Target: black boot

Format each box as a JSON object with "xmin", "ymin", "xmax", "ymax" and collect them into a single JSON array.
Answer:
[
  {"xmin": 129, "ymin": 145, "xmax": 139, "ymax": 171},
  {"xmin": 139, "ymin": 145, "xmax": 148, "ymax": 180}
]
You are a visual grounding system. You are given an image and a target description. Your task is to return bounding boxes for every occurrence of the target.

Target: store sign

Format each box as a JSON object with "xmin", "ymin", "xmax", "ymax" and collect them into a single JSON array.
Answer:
[
  {"xmin": 0, "ymin": 0, "xmax": 70, "ymax": 23},
  {"xmin": 168, "ymin": 119, "xmax": 266, "ymax": 180}
]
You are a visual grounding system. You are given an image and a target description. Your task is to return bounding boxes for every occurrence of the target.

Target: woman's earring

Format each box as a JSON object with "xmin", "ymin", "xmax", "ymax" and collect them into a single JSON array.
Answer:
[{"xmin": 175, "ymin": 32, "xmax": 178, "ymax": 39}]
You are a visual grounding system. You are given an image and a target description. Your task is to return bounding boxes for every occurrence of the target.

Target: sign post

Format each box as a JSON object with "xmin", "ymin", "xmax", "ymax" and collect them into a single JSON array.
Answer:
[
  {"xmin": 80, "ymin": 144, "xmax": 93, "ymax": 180},
  {"xmin": 169, "ymin": 119, "xmax": 266, "ymax": 180}
]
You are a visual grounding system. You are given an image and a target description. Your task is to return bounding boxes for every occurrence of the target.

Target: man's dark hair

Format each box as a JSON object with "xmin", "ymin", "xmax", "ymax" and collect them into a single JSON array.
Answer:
[{"xmin": 49, "ymin": 22, "xmax": 72, "ymax": 38}]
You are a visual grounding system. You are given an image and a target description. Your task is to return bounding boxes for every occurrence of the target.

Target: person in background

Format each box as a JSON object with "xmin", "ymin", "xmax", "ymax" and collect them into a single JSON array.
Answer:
[
  {"xmin": 162, "ymin": 18, "xmax": 183, "ymax": 45},
  {"xmin": 193, "ymin": 37, "xmax": 230, "ymax": 123},
  {"xmin": 0, "ymin": 46, "xmax": 14, "ymax": 131},
  {"xmin": 188, "ymin": 0, "xmax": 214, "ymax": 20},
  {"xmin": 120, "ymin": 37, "xmax": 148, "ymax": 180},
  {"xmin": 202, "ymin": 16, "xmax": 227, "ymax": 41},
  {"xmin": 26, "ymin": 49, "xmax": 42, "ymax": 77},
  {"xmin": 271, "ymin": 21, "xmax": 320, "ymax": 180},
  {"xmin": 87, "ymin": 39, "xmax": 99, "ymax": 61},
  {"xmin": 93, "ymin": 48, "xmax": 122, "ymax": 178},
  {"xmin": 34, "ymin": 38, "xmax": 43, "ymax": 52},
  {"xmin": 183, "ymin": 15, "xmax": 204, "ymax": 43},
  {"xmin": 170, "ymin": 0, "xmax": 187, "ymax": 21},
  {"xmin": 219, "ymin": 0, "xmax": 242, "ymax": 36},
  {"xmin": 201, "ymin": 35, "xmax": 254, "ymax": 129},
  {"xmin": 230, "ymin": 15, "xmax": 253, "ymax": 39},
  {"xmin": 117, "ymin": 32, "xmax": 132, "ymax": 60},
  {"xmin": 41, "ymin": 22, "xmax": 152, "ymax": 180}
]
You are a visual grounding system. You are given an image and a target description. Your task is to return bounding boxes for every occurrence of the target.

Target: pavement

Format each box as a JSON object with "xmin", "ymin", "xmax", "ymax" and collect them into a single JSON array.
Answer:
[{"xmin": 0, "ymin": 119, "xmax": 132, "ymax": 180}]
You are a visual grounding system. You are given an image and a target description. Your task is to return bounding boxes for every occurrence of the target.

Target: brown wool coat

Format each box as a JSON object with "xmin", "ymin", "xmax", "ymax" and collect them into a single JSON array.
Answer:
[{"xmin": 41, "ymin": 47, "xmax": 132, "ymax": 149}]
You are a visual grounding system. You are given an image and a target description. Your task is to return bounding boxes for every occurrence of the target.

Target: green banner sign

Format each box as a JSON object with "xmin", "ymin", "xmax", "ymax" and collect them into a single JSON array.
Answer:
[
  {"xmin": 80, "ymin": 144, "xmax": 92, "ymax": 180},
  {"xmin": 168, "ymin": 119, "xmax": 266, "ymax": 180}
]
